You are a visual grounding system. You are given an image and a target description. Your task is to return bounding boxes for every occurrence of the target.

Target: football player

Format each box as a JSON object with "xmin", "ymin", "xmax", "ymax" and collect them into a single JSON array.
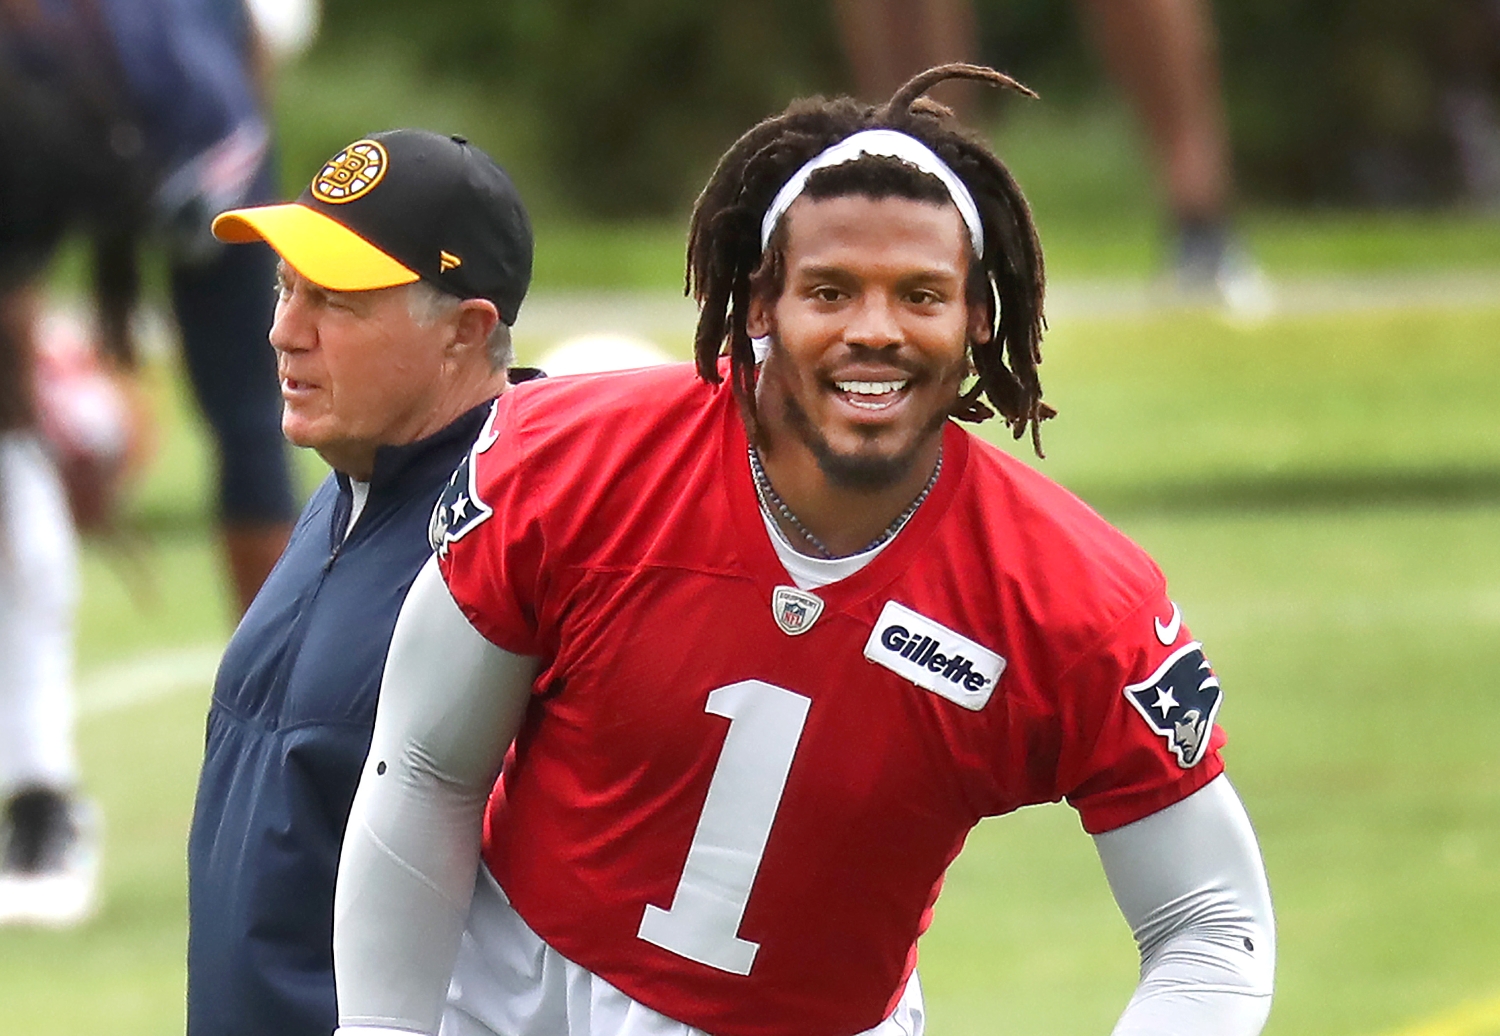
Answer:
[{"xmin": 332, "ymin": 64, "xmax": 1275, "ymax": 1036}]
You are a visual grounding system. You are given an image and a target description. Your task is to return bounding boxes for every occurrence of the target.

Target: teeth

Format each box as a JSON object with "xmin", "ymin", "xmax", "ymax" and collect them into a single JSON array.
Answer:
[
  {"xmin": 836, "ymin": 379, "xmax": 908, "ymax": 410},
  {"xmin": 835, "ymin": 379, "xmax": 907, "ymax": 396}
]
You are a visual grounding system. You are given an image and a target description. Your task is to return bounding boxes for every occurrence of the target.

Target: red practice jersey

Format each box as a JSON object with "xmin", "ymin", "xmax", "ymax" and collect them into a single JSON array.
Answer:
[{"xmin": 437, "ymin": 364, "xmax": 1227, "ymax": 1036}]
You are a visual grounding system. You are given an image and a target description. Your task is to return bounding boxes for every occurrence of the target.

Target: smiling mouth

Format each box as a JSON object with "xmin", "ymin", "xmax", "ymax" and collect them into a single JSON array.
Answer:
[{"xmin": 834, "ymin": 378, "xmax": 910, "ymax": 411}]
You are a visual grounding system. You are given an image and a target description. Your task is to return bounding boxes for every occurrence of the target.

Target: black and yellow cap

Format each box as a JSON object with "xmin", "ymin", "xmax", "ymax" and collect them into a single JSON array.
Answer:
[{"xmin": 212, "ymin": 129, "xmax": 533, "ymax": 325}]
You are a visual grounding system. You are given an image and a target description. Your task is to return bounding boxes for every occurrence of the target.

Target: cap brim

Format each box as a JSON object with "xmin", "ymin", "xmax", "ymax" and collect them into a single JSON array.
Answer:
[{"xmin": 212, "ymin": 203, "xmax": 420, "ymax": 292}]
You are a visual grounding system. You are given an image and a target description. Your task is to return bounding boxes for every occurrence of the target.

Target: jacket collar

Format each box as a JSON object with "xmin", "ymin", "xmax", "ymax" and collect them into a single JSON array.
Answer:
[{"xmin": 334, "ymin": 400, "xmax": 494, "ymax": 501}]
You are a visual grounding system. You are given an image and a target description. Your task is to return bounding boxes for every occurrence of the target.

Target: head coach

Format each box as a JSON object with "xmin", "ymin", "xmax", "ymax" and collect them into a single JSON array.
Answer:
[{"xmin": 184, "ymin": 128, "xmax": 534, "ymax": 1036}]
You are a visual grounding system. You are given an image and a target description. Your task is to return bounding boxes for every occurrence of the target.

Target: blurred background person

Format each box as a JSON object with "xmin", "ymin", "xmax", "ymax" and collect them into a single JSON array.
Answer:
[
  {"xmin": 0, "ymin": 0, "xmax": 303, "ymax": 926},
  {"xmin": 831, "ymin": 0, "xmax": 1268, "ymax": 309}
]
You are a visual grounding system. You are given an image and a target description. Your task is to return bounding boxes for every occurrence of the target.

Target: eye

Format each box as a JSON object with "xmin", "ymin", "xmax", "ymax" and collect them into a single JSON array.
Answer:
[
  {"xmin": 318, "ymin": 288, "xmax": 365, "ymax": 314},
  {"xmin": 907, "ymin": 288, "xmax": 945, "ymax": 306},
  {"xmin": 810, "ymin": 285, "xmax": 845, "ymax": 304}
]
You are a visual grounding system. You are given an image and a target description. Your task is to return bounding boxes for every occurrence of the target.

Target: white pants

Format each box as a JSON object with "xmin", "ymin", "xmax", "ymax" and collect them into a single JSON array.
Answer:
[
  {"xmin": 0, "ymin": 433, "xmax": 78, "ymax": 795},
  {"xmin": 442, "ymin": 867, "xmax": 925, "ymax": 1036}
]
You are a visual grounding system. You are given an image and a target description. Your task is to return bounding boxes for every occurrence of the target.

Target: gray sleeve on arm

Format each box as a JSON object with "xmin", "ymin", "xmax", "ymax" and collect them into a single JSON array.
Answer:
[
  {"xmin": 333, "ymin": 555, "xmax": 539, "ymax": 1036},
  {"xmin": 1096, "ymin": 774, "xmax": 1276, "ymax": 1036}
]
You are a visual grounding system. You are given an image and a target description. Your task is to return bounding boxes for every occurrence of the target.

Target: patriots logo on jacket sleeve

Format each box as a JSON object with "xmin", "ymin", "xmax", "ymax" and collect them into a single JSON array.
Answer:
[
  {"xmin": 428, "ymin": 449, "xmax": 493, "ymax": 557},
  {"xmin": 1123, "ymin": 642, "xmax": 1222, "ymax": 768}
]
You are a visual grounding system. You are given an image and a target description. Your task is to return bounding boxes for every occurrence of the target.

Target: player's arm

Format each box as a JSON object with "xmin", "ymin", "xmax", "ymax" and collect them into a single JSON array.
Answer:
[
  {"xmin": 332, "ymin": 555, "xmax": 539, "ymax": 1036},
  {"xmin": 1094, "ymin": 774, "xmax": 1275, "ymax": 1035}
]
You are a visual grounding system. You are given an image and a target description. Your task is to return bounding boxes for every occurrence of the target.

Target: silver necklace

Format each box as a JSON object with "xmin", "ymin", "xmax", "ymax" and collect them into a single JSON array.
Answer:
[{"xmin": 748, "ymin": 444, "xmax": 943, "ymax": 560}]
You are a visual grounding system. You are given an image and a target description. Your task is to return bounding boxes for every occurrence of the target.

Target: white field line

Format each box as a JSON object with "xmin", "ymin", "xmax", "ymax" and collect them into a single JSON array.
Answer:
[
  {"xmin": 118, "ymin": 272, "xmax": 1500, "ymax": 365},
  {"xmin": 1380, "ymin": 994, "xmax": 1500, "ymax": 1036},
  {"xmin": 1190, "ymin": 588, "xmax": 1500, "ymax": 638},
  {"xmin": 67, "ymin": 583, "xmax": 1500, "ymax": 719},
  {"xmin": 1044, "ymin": 271, "xmax": 1500, "ymax": 321},
  {"xmin": 76, "ymin": 642, "xmax": 224, "ymax": 718},
  {"xmin": 509, "ymin": 272, "xmax": 1500, "ymax": 349}
]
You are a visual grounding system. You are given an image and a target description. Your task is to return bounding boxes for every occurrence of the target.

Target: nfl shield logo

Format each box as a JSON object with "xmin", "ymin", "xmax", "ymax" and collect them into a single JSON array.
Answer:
[{"xmin": 771, "ymin": 585, "xmax": 825, "ymax": 636}]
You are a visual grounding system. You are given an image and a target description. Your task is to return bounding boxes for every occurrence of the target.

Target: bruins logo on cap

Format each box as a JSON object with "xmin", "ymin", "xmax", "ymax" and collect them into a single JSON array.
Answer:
[{"xmin": 312, "ymin": 140, "xmax": 389, "ymax": 204}]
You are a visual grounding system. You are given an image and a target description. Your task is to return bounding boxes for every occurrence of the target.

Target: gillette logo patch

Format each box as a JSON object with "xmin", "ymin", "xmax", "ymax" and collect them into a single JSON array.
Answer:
[{"xmin": 863, "ymin": 601, "xmax": 1006, "ymax": 710}]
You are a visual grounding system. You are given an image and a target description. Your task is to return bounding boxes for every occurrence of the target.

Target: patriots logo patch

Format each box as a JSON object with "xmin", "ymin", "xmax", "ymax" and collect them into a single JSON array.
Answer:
[
  {"xmin": 428, "ymin": 449, "xmax": 492, "ymax": 557},
  {"xmin": 1123, "ymin": 642, "xmax": 1222, "ymax": 768}
]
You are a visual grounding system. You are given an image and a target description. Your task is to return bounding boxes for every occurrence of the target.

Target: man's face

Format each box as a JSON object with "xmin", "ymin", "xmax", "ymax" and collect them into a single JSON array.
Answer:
[
  {"xmin": 748, "ymin": 193, "xmax": 990, "ymax": 490},
  {"xmin": 269, "ymin": 264, "xmax": 455, "ymax": 477}
]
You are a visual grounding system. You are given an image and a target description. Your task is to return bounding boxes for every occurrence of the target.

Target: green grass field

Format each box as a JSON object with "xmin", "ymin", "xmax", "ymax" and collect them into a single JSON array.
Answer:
[{"xmin": 2, "ymin": 283, "xmax": 1496, "ymax": 1035}]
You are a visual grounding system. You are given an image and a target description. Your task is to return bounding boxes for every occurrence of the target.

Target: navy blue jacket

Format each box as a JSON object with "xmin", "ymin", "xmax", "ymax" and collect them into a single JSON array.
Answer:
[{"xmin": 186, "ymin": 403, "xmax": 491, "ymax": 1036}]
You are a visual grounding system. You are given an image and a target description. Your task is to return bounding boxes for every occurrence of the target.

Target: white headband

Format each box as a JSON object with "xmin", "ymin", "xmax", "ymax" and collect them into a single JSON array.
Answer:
[{"xmin": 758, "ymin": 128, "xmax": 985, "ymax": 257}]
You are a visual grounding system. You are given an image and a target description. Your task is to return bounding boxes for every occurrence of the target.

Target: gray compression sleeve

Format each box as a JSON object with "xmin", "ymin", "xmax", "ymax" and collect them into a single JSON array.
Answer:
[
  {"xmin": 1096, "ymin": 774, "xmax": 1276, "ymax": 1035},
  {"xmin": 333, "ymin": 555, "xmax": 539, "ymax": 1036}
]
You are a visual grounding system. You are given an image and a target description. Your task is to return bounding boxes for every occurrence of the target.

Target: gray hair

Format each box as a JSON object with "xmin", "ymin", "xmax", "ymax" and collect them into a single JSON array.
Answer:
[{"xmin": 405, "ymin": 280, "xmax": 513, "ymax": 373}]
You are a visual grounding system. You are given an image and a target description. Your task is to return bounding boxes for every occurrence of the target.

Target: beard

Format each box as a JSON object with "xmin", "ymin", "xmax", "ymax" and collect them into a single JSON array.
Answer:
[
  {"xmin": 778, "ymin": 388, "xmax": 951, "ymax": 491},
  {"xmin": 760, "ymin": 326, "xmax": 963, "ymax": 492}
]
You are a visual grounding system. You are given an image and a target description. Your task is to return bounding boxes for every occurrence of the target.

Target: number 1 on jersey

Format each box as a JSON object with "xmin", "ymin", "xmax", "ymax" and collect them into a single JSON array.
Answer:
[{"xmin": 637, "ymin": 680, "xmax": 810, "ymax": 975}]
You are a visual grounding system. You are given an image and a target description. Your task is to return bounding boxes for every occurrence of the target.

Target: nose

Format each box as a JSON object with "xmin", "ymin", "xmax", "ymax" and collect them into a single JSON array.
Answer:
[
  {"xmin": 268, "ymin": 291, "xmax": 312, "ymax": 355},
  {"xmin": 844, "ymin": 293, "xmax": 902, "ymax": 350}
]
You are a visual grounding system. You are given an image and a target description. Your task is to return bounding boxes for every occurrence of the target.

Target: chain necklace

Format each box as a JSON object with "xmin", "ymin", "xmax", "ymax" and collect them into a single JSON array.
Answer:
[{"xmin": 748, "ymin": 443, "xmax": 943, "ymax": 560}]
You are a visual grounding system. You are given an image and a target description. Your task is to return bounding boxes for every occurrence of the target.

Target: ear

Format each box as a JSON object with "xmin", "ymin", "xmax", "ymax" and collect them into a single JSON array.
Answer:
[
  {"xmin": 450, "ymin": 299, "xmax": 500, "ymax": 358},
  {"xmin": 745, "ymin": 287, "xmax": 774, "ymax": 340},
  {"xmin": 967, "ymin": 288, "xmax": 994, "ymax": 347}
]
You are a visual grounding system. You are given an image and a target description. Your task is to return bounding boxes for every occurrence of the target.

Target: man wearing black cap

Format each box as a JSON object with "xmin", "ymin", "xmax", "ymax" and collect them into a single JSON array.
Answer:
[{"xmin": 184, "ymin": 128, "xmax": 535, "ymax": 1036}]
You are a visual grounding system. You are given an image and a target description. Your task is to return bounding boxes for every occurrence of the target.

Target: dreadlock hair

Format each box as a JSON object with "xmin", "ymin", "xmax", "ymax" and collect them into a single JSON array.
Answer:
[{"xmin": 687, "ymin": 63, "xmax": 1054, "ymax": 455}]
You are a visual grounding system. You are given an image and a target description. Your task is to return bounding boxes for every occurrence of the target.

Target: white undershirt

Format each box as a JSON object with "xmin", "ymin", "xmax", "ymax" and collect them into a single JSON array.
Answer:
[
  {"xmin": 759, "ymin": 509, "xmax": 889, "ymax": 590},
  {"xmin": 344, "ymin": 479, "xmax": 371, "ymax": 542}
]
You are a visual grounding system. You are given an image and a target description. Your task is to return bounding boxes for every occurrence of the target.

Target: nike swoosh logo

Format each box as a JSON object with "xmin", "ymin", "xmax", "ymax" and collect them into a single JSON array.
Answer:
[{"xmin": 1154, "ymin": 603, "xmax": 1183, "ymax": 645}]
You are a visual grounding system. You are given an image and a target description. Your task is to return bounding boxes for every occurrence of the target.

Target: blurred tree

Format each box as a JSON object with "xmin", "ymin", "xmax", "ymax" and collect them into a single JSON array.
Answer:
[
  {"xmin": 313, "ymin": 0, "xmax": 1500, "ymax": 213},
  {"xmin": 976, "ymin": 0, "xmax": 1091, "ymax": 105},
  {"xmin": 976, "ymin": 0, "xmax": 1500, "ymax": 207},
  {"xmin": 1219, "ymin": 0, "xmax": 1500, "ymax": 206},
  {"xmin": 320, "ymin": 0, "xmax": 845, "ymax": 217}
]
